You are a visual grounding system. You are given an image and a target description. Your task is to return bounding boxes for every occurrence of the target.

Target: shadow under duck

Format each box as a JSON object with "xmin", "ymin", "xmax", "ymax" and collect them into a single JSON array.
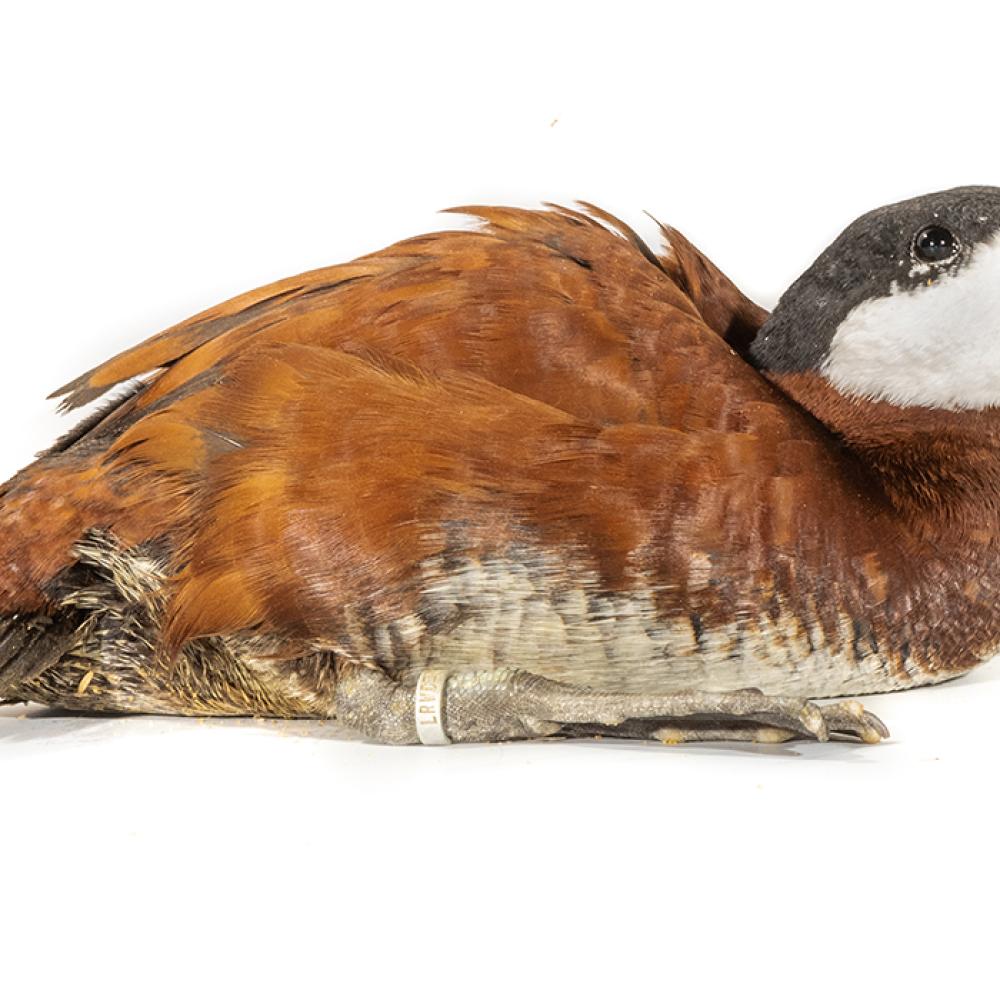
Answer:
[{"xmin": 2, "ymin": 187, "xmax": 999, "ymax": 745}]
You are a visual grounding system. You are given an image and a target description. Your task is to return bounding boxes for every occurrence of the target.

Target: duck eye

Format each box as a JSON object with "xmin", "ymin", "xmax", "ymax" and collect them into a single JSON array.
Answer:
[{"xmin": 913, "ymin": 224, "xmax": 960, "ymax": 264}]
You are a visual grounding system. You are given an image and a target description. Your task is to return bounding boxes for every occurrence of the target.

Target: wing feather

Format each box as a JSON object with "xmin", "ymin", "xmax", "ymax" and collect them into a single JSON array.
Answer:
[{"xmin": 4, "ymin": 203, "xmax": 788, "ymax": 633}]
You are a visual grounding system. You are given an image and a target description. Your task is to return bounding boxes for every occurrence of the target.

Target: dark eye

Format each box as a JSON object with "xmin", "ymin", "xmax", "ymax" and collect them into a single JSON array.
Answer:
[{"xmin": 913, "ymin": 225, "xmax": 960, "ymax": 264}]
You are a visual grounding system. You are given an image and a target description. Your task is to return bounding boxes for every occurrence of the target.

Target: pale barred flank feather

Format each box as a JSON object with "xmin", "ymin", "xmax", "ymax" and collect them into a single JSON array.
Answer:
[{"xmin": 2, "ymin": 532, "xmax": 947, "ymax": 716}]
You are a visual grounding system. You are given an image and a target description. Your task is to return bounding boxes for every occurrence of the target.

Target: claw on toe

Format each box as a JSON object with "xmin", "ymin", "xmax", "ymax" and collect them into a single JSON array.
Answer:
[
  {"xmin": 858, "ymin": 711, "xmax": 890, "ymax": 744},
  {"xmin": 869, "ymin": 713, "xmax": 891, "ymax": 741},
  {"xmin": 819, "ymin": 700, "xmax": 890, "ymax": 744}
]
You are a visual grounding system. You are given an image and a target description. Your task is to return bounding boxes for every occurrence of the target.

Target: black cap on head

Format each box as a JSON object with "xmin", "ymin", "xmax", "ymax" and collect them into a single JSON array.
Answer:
[{"xmin": 750, "ymin": 186, "xmax": 1000, "ymax": 378}]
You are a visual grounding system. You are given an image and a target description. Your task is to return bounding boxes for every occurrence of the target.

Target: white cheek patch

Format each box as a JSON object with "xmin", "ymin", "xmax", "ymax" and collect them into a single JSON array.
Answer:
[{"xmin": 822, "ymin": 233, "xmax": 1000, "ymax": 410}]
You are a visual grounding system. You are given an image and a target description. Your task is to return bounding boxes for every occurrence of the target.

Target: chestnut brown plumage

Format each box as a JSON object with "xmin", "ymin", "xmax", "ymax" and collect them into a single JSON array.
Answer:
[{"xmin": 3, "ymin": 191, "xmax": 998, "ymax": 744}]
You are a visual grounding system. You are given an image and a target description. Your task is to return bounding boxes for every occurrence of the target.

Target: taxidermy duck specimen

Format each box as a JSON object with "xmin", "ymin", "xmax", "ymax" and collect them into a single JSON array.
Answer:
[{"xmin": 2, "ymin": 186, "xmax": 999, "ymax": 746}]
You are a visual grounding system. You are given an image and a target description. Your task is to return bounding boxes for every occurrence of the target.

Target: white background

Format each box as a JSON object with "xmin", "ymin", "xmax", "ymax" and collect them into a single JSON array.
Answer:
[{"xmin": 1, "ymin": 2, "xmax": 997, "ymax": 997}]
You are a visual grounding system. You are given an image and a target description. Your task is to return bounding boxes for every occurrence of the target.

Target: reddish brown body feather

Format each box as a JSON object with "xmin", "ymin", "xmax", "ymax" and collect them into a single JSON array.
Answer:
[
  {"xmin": 2, "ymin": 205, "xmax": 997, "ymax": 706},
  {"xmin": 2, "ymin": 207, "xmax": 764, "ymax": 619}
]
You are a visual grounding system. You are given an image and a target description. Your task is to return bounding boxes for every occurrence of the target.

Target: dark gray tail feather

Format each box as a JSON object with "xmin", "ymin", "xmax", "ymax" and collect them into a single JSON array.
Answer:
[
  {"xmin": 0, "ymin": 612, "xmax": 88, "ymax": 704},
  {"xmin": 0, "ymin": 530, "xmax": 166, "ymax": 707}
]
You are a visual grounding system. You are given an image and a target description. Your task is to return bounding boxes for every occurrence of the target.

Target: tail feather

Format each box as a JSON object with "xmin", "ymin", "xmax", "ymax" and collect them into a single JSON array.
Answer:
[{"xmin": 0, "ymin": 612, "xmax": 85, "ymax": 703}]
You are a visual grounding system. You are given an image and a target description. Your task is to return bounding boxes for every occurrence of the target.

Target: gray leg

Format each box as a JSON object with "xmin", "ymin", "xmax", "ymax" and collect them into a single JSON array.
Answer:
[{"xmin": 333, "ymin": 663, "xmax": 889, "ymax": 746}]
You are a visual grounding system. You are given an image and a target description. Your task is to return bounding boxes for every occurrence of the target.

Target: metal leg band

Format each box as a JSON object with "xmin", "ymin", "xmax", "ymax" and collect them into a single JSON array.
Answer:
[{"xmin": 414, "ymin": 669, "xmax": 451, "ymax": 745}]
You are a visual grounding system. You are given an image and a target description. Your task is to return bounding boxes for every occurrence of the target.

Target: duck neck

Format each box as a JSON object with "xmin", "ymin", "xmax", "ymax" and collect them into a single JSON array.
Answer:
[{"xmin": 768, "ymin": 372, "xmax": 1000, "ymax": 552}]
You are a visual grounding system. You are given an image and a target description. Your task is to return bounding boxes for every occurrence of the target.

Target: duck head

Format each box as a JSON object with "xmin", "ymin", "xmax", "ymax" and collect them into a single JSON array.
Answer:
[
  {"xmin": 750, "ymin": 186, "xmax": 1000, "ymax": 523},
  {"xmin": 751, "ymin": 185, "xmax": 1000, "ymax": 410}
]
